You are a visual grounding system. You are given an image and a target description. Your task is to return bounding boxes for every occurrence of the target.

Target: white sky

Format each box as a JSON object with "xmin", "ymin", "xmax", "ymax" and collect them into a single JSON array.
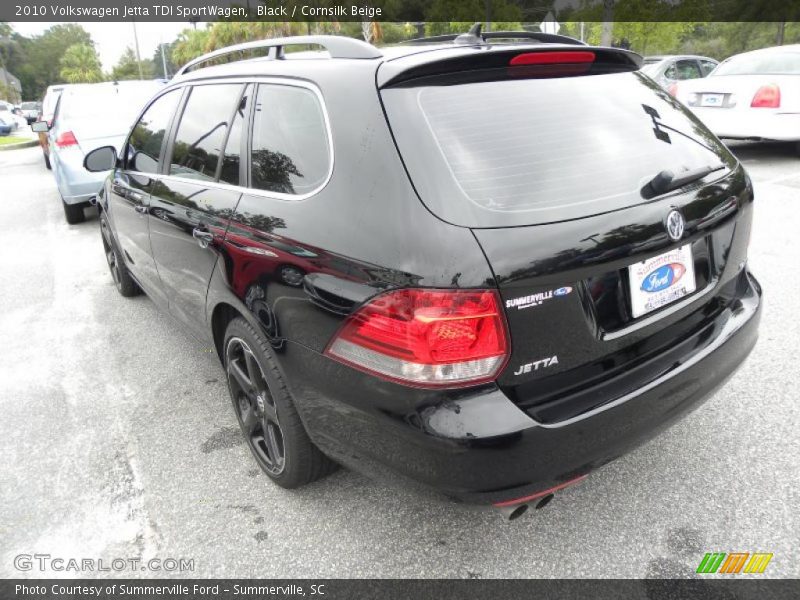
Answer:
[{"xmin": 10, "ymin": 22, "xmax": 197, "ymax": 72}]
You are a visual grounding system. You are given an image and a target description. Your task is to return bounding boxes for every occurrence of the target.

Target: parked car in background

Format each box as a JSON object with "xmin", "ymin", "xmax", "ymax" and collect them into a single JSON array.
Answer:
[
  {"xmin": 19, "ymin": 101, "xmax": 42, "ymax": 124},
  {"xmin": 36, "ymin": 85, "xmax": 67, "ymax": 170},
  {"xmin": 0, "ymin": 101, "xmax": 27, "ymax": 129},
  {"xmin": 0, "ymin": 114, "xmax": 13, "ymax": 135},
  {"xmin": 34, "ymin": 80, "xmax": 166, "ymax": 224},
  {"xmin": 674, "ymin": 44, "xmax": 800, "ymax": 152},
  {"xmin": 641, "ymin": 55, "xmax": 718, "ymax": 94},
  {"xmin": 82, "ymin": 32, "xmax": 761, "ymax": 518}
]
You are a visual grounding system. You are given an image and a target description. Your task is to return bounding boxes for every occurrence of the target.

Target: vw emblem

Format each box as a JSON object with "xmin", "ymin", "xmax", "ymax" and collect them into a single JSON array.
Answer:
[{"xmin": 665, "ymin": 210, "xmax": 685, "ymax": 242}]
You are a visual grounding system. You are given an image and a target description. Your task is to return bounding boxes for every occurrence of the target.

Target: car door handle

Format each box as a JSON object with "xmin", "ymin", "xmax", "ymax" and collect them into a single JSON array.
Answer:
[
  {"xmin": 192, "ymin": 228, "xmax": 214, "ymax": 248},
  {"xmin": 134, "ymin": 205, "xmax": 148, "ymax": 215}
]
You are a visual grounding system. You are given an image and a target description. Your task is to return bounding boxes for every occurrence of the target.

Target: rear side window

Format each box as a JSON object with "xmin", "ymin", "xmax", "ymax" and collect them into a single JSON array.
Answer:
[
  {"xmin": 666, "ymin": 59, "xmax": 702, "ymax": 80},
  {"xmin": 250, "ymin": 84, "xmax": 330, "ymax": 195},
  {"xmin": 700, "ymin": 60, "xmax": 717, "ymax": 75},
  {"xmin": 382, "ymin": 71, "xmax": 735, "ymax": 227},
  {"xmin": 169, "ymin": 84, "xmax": 243, "ymax": 181},
  {"xmin": 127, "ymin": 89, "xmax": 181, "ymax": 174}
]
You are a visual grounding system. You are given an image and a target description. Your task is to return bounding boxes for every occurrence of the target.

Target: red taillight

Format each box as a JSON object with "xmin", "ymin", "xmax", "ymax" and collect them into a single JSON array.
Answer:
[
  {"xmin": 55, "ymin": 131, "xmax": 78, "ymax": 148},
  {"xmin": 325, "ymin": 288, "xmax": 509, "ymax": 388},
  {"xmin": 667, "ymin": 82, "xmax": 678, "ymax": 97},
  {"xmin": 509, "ymin": 51, "xmax": 596, "ymax": 66},
  {"xmin": 751, "ymin": 84, "xmax": 780, "ymax": 108}
]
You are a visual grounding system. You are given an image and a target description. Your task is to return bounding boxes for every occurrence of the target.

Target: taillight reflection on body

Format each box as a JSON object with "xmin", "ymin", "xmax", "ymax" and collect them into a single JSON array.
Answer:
[
  {"xmin": 55, "ymin": 131, "xmax": 78, "ymax": 148},
  {"xmin": 324, "ymin": 289, "xmax": 509, "ymax": 388},
  {"xmin": 751, "ymin": 84, "xmax": 780, "ymax": 108},
  {"xmin": 667, "ymin": 82, "xmax": 678, "ymax": 97}
]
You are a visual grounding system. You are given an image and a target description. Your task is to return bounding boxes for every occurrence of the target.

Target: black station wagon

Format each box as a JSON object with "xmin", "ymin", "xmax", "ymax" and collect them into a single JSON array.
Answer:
[{"xmin": 83, "ymin": 27, "xmax": 761, "ymax": 520}]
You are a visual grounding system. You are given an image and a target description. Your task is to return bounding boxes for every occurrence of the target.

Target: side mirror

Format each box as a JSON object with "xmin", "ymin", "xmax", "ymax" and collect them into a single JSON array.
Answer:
[
  {"xmin": 31, "ymin": 120, "xmax": 50, "ymax": 133},
  {"xmin": 84, "ymin": 146, "xmax": 118, "ymax": 172}
]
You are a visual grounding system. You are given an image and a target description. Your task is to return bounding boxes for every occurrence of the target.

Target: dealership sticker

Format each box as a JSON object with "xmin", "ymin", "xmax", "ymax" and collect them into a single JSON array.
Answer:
[{"xmin": 506, "ymin": 286, "xmax": 572, "ymax": 310}]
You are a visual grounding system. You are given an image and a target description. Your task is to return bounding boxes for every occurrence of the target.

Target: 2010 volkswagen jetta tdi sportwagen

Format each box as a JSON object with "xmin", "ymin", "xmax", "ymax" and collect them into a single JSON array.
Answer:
[{"xmin": 83, "ymin": 29, "xmax": 761, "ymax": 515}]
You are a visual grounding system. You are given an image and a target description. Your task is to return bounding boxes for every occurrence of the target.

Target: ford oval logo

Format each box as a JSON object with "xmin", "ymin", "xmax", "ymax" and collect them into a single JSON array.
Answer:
[
  {"xmin": 554, "ymin": 286, "xmax": 573, "ymax": 296},
  {"xmin": 641, "ymin": 263, "xmax": 685, "ymax": 293}
]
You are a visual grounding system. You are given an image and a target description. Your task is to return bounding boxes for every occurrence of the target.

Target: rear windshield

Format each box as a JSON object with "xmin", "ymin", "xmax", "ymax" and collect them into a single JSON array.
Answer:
[
  {"xmin": 381, "ymin": 71, "xmax": 735, "ymax": 227},
  {"xmin": 712, "ymin": 51, "xmax": 800, "ymax": 76}
]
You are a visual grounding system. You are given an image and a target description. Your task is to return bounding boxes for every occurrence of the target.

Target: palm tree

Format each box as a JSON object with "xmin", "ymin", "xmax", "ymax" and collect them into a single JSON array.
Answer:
[{"xmin": 60, "ymin": 43, "xmax": 104, "ymax": 83}]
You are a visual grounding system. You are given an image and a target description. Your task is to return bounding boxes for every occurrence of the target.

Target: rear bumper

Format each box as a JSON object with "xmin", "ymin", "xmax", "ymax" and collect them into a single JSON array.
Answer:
[
  {"xmin": 692, "ymin": 107, "xmax": 800, "ymax": 141},
  {"xmin": 51, "ymin": 147, "xmax": 105, "ymax": 204},
  {"xmin": 281, "ymin": 269, "xmax": 761, "ymax": 504}
]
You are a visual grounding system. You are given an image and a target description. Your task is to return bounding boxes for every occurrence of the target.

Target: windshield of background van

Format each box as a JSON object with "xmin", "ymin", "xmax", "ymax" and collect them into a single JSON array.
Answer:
[{"xmin": 381, "ymin": 71, "xmax": 736, "ymax": 228}]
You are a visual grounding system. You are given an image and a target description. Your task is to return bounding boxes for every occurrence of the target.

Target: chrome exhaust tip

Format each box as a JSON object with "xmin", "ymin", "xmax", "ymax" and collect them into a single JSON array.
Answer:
[{"xmin": 495, "ymin": 503, "xmax": 529, "ymax": 521}]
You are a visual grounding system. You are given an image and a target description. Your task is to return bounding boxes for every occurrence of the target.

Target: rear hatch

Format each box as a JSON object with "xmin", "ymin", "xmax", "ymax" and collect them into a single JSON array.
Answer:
[
  {"xmin": 380, "ymin": 45, "xmax": 752, "ymax": 423},
  {"xmin": 57, "ymin": 82, "xmax": 165, "ymax": 154}
]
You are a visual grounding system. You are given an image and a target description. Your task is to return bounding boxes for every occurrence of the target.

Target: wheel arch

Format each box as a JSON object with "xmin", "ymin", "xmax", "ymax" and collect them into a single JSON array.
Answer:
[{"xmin": 210, "ymin": 301, "xmax": 243, "ymax": 364}]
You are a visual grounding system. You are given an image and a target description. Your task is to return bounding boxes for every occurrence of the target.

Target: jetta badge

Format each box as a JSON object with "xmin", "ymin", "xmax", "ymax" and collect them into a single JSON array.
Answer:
[{"xmin": 666, "ymin": 210, "xmax": 685, "ymax": 242}]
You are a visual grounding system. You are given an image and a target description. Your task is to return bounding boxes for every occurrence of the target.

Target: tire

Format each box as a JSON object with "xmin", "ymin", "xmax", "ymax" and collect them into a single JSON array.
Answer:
[
  {"xmin": 43, "ymin": 150, "xmax": 51, "ymax": 170},
  {"xmin": 224, "ymin": 317, "xmax": 337, "ymax": 488},
  {"xmin": 99, "ymin": 212, "xmax": 141, "ymax": 297},
  {"xmin": 279, "ymin": 264, "xmax": 305, "ymax": 287},
  {"xmin": 62, "ymin": 199, "xmax": 86, "ymax": 225}
]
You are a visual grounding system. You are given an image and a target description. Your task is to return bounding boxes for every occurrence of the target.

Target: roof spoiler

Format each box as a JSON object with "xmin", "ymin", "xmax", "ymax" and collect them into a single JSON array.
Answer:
[{"xmin": 378, "ymin": 46, "xmax": 644, "ymax": 88}]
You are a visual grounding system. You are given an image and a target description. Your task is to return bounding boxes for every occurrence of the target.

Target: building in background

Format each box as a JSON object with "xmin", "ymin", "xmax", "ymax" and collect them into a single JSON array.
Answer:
[{"xmin": 0, "ymin": 67, "xmax": 22, "ymax": 103}]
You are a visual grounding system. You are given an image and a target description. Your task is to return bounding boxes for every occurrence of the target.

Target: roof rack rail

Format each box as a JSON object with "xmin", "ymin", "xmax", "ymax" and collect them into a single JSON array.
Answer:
[
  {"xmin": 402, "ymin": 22, "xmax": 585, "ymax": 47},
  {"xmin": 175, "ymin": 35, "xmax": 382, "ymax": 77}
]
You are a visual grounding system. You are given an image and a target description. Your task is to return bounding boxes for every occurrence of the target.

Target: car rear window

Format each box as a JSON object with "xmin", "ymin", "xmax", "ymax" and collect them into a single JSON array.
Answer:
[
  {"xmin": 713, "ymin": 51, "xmax": 800, "ymax": 76},
  {"xmin": 381, "ymin": 70, "xmax": 735, "ymax": 227},
  {"xmin": 60, "ymin": 83, "xmax": 162, "ymax": 125}
]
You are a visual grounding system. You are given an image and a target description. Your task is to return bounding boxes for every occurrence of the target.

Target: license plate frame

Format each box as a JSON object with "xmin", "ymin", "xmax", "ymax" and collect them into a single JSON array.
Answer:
[{"xmin": 628, "ymin": 245, "xmax": 697, "ymax": 318}]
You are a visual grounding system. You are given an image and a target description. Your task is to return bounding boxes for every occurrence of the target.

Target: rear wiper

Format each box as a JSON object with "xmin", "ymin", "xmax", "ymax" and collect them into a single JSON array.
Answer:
[{"xmin": 642, "ymin": 163, "xmax": 726, "ymax": 199}]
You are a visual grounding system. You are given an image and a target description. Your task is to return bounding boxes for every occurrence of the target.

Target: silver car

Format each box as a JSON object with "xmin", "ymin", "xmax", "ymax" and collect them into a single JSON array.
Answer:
[
  {"xmin": 675, "ymin": 44, "xmax": 800, "ymax": 150},
  {"xmin": 641, "ymin": 55, "xmax": 719, "ymax": 93},
  {"xmin": 39, "ymin": 80, "xmax": 166, "ymax": 224},
  {"xmin": 19, "ymin": 101, "xmax": 42, "ymax": 124}
]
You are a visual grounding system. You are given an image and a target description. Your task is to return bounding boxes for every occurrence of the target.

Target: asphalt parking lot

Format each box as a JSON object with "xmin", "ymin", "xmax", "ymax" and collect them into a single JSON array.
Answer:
[{"xmin": 1, "ymin": 142, "xmax": 798, "ymax": 579}]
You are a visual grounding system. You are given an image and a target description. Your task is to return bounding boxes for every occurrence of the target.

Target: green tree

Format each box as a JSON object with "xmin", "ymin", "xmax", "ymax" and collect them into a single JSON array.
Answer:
[
  {"xmin": 60, "ymin": 43, "xmax": 104, "ymax": 83},
  {"xmin": 11, "ymin": 24, "xmax": 95, "ymax": 97},
  {"xmin": 152, "ymin": 42, "xmax": 176, "ymax": 79},
  {"xmin": 111, "ymin": 46, "xmax": 154, "ymax": 80},
  {"xmin": 423, "ymin": 0, "xmax": 523, "ymax": 35}
]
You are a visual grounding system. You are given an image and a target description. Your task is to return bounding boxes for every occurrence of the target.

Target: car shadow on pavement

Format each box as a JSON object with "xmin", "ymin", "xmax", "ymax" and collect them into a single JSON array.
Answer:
[{"xmin": 726, "ymin": 140, "xmax": 798, "ymax": 162}]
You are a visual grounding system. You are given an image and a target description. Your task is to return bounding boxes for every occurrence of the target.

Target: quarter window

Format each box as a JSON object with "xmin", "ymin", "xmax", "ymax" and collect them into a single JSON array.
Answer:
[
  {"xmin": 127, "ymin": 89, "xmax": 181, "ymax": 174},
  {"xmin": 700, "ymin": 60, "xmax": 718, "ymax": 75},
  {"xmin": 250, "ymin": 84, "xmax": 330, "ymax": 195},
  {"xmin": 169, "ymin": 84, "xmax": 243, "ymax": 181}
]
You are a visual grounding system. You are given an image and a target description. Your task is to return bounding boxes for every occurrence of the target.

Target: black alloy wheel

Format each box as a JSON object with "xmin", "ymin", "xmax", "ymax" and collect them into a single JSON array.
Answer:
[
  {"xmin": 226, "ymin": 336, "xmax": 286, "ymax": 476},
  {"xmin": 100, "ymin": 213, "xmax": 140, "ymax": 297}
]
